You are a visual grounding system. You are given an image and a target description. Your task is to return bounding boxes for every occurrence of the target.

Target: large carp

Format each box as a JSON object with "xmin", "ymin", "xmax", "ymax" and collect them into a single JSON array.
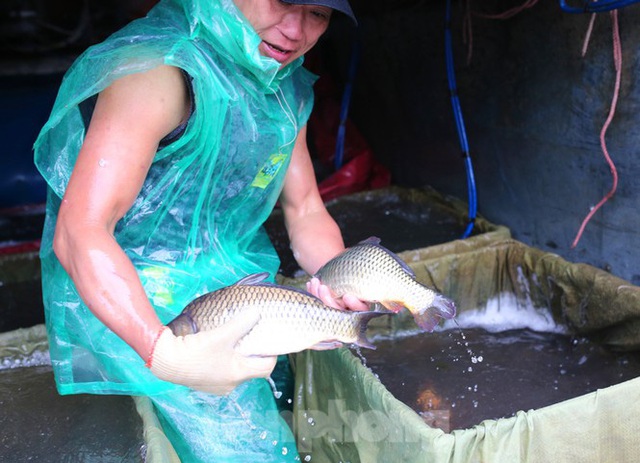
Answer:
[
  {"xmin": 167, "ymin": 273, "xmax": 384, "ymax": 356},
  {"xmin": 314, "ymin": 237, "xmax": 456, "ymax": 331}
]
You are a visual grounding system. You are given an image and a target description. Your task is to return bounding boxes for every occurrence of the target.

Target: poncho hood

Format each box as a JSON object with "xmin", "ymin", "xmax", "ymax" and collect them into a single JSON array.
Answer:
[{"xmin": 180, "ymin": 0, "xmax": 302, "ymax": 91}]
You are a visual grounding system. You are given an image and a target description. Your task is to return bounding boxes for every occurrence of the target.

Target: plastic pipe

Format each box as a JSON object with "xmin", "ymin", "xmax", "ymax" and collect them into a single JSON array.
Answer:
[
  {"xmin": 334, "ymin": 39, "xmax": 361, "ymax": 171},
  {"xmin": 445, "ymin": 0, "xmax": 478, "ymax": 238},
  {"xmin": 559, "ymin": 0, "xmax": 640, "ymax": 13}
]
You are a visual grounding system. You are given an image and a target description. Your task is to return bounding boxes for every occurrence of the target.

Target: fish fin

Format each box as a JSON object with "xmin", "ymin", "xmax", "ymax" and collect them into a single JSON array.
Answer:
[
  {"xmin": 378, "ymin": 300, "xmax": 406, "ymax": 313},
  {"xmin": 358, "ymin": 237, "xmax": 416, "ymax": 278},
  {"xmin": 279, "ymin": 282, "xmax": 327, "ymax": 302},
  {"xmin": 412, "ymin": 310, "xmax": 441, "ymax": 333},
  {"xmin": 358, "ymin": 236, "xmax": 382, "ymax": 246},
  {"xmin": 235, "ymin": 272, "xmax": 271, "ymax": 286},
  {"xmin": 310, "ymin": 340, "xmax": 344, "ymax": 350},
  {"xmin": 370, "ymin": 302, "xmax": 388, "ymax": 312},
  {"xmin": 413, "ymin": 296, "xmax": 457, "ymax": 332},
  {"xmin": 355, "ymin": 311, "xmax": 388, "ymax": 349},
  {"xmin": 387, "ymin": 250, "xmax": 416, "ymax": 278}
]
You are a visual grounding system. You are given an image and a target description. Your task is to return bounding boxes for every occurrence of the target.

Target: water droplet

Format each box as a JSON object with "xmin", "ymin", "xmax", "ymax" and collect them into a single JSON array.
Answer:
[
  {"xmin": 267, "ymin": 377, "xmax": 282, "ymax": 399},
  {"xmin": 353, "ymin": 345, "xmax": 368, "ymax": 367}
]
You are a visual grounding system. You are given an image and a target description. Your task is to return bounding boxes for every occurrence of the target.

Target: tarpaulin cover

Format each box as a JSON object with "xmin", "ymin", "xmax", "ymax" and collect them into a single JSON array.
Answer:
[{"xmin": 287, "ymin": 238, "xmax": 640, "ymax": 462}]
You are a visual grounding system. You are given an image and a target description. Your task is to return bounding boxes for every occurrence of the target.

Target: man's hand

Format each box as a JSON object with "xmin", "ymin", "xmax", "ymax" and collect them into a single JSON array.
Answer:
[{"xmin": 306, "ymin": 277, "xmax": 369, "ymax": 312}]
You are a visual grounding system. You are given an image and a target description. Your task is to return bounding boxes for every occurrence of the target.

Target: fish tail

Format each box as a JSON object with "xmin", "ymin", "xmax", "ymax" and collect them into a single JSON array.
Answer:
[
  {"xmin": 413, "ymin": 295, "xmax": 457, "ymax": 332},
  {"xmin": 355, "ymin": 311, "xmax": 386, "ymax": 350},
  {"xmin": 379, "ymin": 300, "xmax": 405, "ymax": 313}
]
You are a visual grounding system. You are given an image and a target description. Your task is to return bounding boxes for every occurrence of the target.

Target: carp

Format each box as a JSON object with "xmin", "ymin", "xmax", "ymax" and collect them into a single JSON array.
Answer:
[
  {"xmin": 314, "ymin": 237, "xmax": 456, "ymax": 331},
  {"xmin": 167, "ymin": 273, "xmax": 385, "ymax": 356}
]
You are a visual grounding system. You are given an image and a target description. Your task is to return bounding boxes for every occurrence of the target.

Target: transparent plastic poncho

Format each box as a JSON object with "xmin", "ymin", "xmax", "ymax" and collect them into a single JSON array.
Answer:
[{"xmin": 33, "ymin": 0, "xmax": 315, "ymax": 397}]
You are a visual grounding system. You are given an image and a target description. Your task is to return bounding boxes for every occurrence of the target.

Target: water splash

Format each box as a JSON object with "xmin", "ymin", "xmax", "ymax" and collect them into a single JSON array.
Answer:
[
  {"xmin": 352, "ymin": 345, "xmax": 368, "ymax": 368},
  {"xmin": 0, "ymin": 350, "xmax": 51, "ymax": 370},
  {"xmin": 267, "ymin": 376, "xmax": 283, "ymax": 399},
  {"xmin": 452, "ymin": 319, "xmax": 484, "ymax": 368},
  {"xmin": 439, "ymin": 292, "xmax": 566, "ymax": 334}
]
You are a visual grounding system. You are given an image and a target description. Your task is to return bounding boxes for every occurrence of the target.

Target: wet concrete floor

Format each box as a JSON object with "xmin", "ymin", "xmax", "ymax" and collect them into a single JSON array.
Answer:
[{"xmin": 0, "ymin": 363, "xmax": 144, "ymax": 461}]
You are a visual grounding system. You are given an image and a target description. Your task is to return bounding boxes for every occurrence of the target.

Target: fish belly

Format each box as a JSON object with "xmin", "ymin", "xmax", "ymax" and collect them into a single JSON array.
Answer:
[{"xmin": 235, "ymin": 317, "xmax": 355, "ymax": 356}]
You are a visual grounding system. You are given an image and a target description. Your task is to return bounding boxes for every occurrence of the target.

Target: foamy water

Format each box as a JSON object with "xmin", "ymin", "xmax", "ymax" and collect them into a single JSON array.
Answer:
[
  {"xmin": 0, "ymin": 349, "xmax": 51, "ymax": 370},
  {"xmin": 438, "ymin": 292, "xmax": 568, "ymax": 334}
]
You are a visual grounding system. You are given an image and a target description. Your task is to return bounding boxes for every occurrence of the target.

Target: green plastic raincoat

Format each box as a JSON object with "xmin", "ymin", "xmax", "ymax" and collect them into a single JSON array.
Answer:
[{"xmin": 34, "ymin": 0, "xmax": 315, "ymax": 460}]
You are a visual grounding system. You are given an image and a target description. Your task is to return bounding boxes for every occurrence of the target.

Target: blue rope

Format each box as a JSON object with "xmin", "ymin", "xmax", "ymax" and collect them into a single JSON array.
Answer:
[
  {"xmin": 334, "ymin": 39, "xmax": 361, "ymax": 171},
  {"xmin": 445, "ymin": 0, "xmax": 477, "ymax": 238},
  {"xmin": 559, "ymin": 0, "xmax": 640, "ymax": 13}
]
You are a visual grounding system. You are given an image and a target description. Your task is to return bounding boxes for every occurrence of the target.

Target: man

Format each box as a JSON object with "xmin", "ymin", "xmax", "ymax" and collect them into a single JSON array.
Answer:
[{"xmin": 34, "ymin": 0, "xmax": 361, "ymax": 460}]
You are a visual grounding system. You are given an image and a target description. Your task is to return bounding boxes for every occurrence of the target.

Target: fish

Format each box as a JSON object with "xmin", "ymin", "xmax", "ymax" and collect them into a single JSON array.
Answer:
[
  {"xmin": 167, "ymin": 272, "xmax": 386, "ymax": 357},
  {"xmin": 313, "ymin": 236, "xmax": 456, "ymax": 331}
]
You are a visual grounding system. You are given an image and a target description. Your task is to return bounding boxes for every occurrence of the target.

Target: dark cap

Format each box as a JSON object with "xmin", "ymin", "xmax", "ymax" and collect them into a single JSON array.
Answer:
[{"xmin": 282, "ymin": 0, "xmax": 357, "ymax": 25}]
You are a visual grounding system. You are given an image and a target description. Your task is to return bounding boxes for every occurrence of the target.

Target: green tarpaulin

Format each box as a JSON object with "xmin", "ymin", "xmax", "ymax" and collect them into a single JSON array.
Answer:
[{"xmin": 286, "ymin": 238, "xmax": 640, "ymax": 463}]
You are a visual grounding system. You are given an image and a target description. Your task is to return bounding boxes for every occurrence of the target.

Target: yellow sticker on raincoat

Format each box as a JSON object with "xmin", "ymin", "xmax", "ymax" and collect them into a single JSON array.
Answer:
[{"xmin": 252, "ymin": 153, "xmax": 287, "ymax": 189}]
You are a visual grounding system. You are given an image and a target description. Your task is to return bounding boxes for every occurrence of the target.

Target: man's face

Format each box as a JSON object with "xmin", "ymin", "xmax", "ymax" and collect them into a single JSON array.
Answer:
[{"xmin": 234, "ymin": 0, "xmax": 332, "ymax": 68}]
